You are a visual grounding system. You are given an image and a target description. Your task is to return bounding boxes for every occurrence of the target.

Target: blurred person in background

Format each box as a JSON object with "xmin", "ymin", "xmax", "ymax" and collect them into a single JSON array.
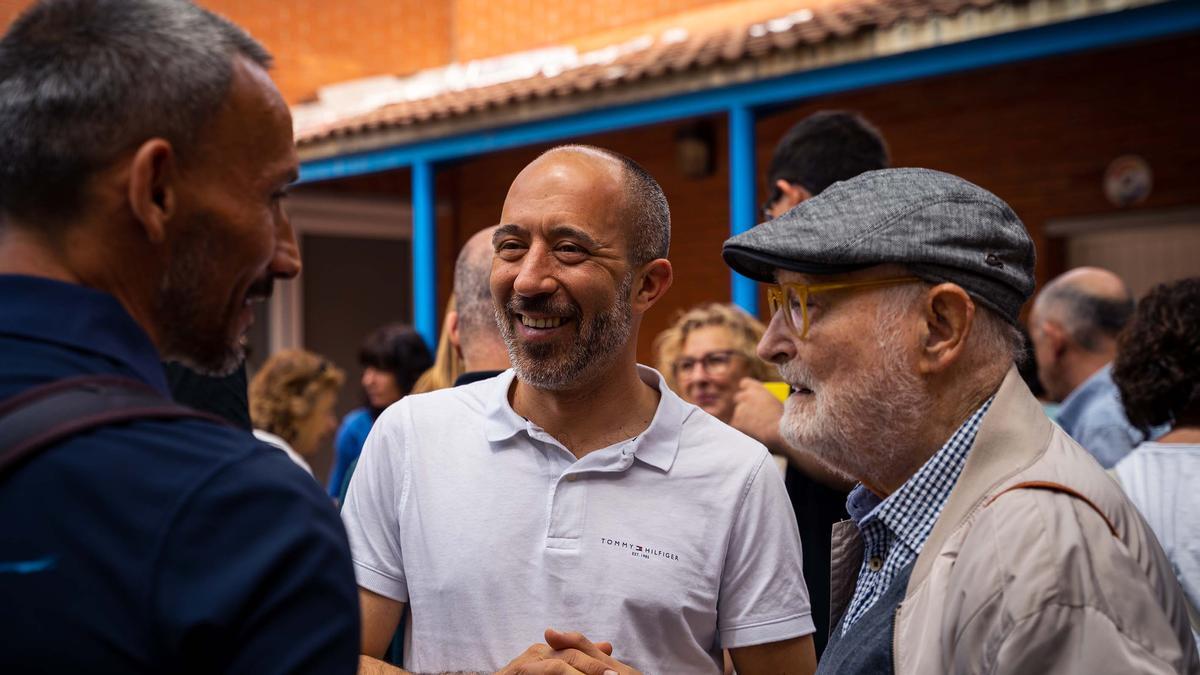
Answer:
[
  {"xmin": 1112, "ymin": 277, "xmax": 1200, "ymax": 647},
  {"xmin": 327, "ymin": 323, "xmax": 432, "ymax": 498},
  {"xmin": 760, "ymin": 110, "xmax": 890, "ymax": 221},
  {"xmin": 1029, "ymin": 266, "xmax": 1148, "ymax": 467},
  {"xmin": 409, "ymin": 225, "xmax": 509, "ymax": 396},
  {"xmin": 655, "ymin": 302, "xmax": 776, "ymax": 423},
  {"xmin": 410, "ymin": 297, "xmax": 463, "ymax": 395},
  {"xmin": 444, "ymin": 225, "xmax": 511, "ymax": 386},
  {"xmin": 250, "ymin": 349, "xmax": 345, "ymax": 477}
]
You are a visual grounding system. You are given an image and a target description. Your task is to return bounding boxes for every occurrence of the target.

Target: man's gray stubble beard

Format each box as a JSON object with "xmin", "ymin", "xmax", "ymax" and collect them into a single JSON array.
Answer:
[{"xmin": 496, "ymin": 272, "xmax": 634, "ymax": 391}]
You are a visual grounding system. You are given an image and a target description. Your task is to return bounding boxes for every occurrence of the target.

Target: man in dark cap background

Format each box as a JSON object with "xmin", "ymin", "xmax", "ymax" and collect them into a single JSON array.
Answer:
[{"xmin": 724, "ymin": 168, "xmax": 1197, "ymax": 673}]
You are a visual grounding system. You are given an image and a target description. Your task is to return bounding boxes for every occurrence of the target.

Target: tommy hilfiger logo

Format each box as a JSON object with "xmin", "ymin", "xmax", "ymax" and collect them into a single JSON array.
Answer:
[{"xmin": 600, "ymin": 537, "xmax": 679, "ymax": 561}]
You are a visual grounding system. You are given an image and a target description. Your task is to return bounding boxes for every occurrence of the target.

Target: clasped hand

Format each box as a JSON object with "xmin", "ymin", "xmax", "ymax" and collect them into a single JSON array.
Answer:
[{"xmin": 497, "ymin": 628, "xmax": 642, "ymax": 675}]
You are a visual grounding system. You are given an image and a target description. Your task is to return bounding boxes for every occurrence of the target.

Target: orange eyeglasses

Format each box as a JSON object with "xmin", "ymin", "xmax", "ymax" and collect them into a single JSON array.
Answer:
[{"xmin": 766, "ymin": 276, "xmax": 922, "ymax": 339}]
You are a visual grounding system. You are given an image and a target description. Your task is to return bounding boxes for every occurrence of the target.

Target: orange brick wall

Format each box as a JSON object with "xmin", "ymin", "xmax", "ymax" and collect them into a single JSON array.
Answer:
[
  {"xmin": 1, "ymin": 0, "xmax": 735, "ymax": 103},
  {"xmin": 0, "ymin": 0, "xmax": 451, "ymax": 104},
  {"xmin": 204, "ymin": 0, "xmax": 451, "ymax": 104},
  {"xmin": 452, "ymin": 0, "xmax": 733, "ymax": 61}
]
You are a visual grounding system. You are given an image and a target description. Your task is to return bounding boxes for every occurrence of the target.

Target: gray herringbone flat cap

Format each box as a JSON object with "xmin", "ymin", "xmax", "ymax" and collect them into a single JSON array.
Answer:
[{"xmin": 722, "ymin": 167, "xmax": 1036, "ymax": 324}]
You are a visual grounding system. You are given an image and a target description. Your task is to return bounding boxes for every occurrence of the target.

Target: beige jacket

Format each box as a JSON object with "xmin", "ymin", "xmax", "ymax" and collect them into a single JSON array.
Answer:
[{"xmin": 829, "ymin": 368, "xmax": 1200, "ymax": 674}]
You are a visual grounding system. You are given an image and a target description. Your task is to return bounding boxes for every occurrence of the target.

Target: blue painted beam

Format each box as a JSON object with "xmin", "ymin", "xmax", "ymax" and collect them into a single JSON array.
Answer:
[
  {"xmin": 300, "ymin": 2, "xmax": 1200, "ymax": 183},
  {"xmin": 728, "ymin": 104, "xmax": 759, "ymax": 316},
  {"xmin": 410, "ymin": 160, "xmax": 437, "ymax": 350}
]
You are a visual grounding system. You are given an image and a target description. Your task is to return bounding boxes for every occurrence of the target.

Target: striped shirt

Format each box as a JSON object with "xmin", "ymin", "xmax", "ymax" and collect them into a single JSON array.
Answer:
[
  {"xmin": 840, "ymin": 398, "xmax": 993, "ymax": 634},
  {"xmin": 1113, "ymin": 442, "xmax": 1200, "ymax": 648}
]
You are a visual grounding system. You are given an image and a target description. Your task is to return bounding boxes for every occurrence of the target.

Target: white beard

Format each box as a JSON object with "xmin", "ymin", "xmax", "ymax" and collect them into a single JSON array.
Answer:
[{"xmin": 778, "ymin": 320, "xmax": 928, "ymax": 487}]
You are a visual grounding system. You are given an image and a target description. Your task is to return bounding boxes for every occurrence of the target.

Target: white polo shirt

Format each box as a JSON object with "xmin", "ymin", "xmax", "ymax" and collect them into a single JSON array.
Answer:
[{"xmin": 342, "ymin": 366, "xmax": 813, "ymax": 673}]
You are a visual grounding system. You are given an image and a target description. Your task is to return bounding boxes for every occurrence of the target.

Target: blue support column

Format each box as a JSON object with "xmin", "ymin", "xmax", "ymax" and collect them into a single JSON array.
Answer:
[
  {"xmin": 728, "ymin": 103, "xmax": 758, "ymax": 316},
  {"xmin": 411, "ymin": 159, "xmax": 437, "ymax": 351}
]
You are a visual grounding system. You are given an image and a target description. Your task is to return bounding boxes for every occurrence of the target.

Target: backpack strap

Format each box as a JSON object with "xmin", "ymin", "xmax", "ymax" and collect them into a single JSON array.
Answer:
[
  {"xmin": 0, "ymin": 374, "xmax": 225, "ymax": 479},
  {"xmin": 985, "ymin": 480, "xmax": 1118, "ymax": 537}
]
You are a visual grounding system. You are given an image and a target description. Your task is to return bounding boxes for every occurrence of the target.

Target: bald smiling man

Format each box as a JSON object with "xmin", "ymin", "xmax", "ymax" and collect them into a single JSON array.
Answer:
[{"xmin": 343, "ymin": 146, "xmax": 816, "ymax": 675}]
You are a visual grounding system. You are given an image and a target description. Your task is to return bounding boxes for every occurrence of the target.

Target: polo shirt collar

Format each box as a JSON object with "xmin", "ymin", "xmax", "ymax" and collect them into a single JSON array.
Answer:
[
  {"xmin": 483, "ymin": 364, "xmax": 687, "ymax": 472},
  {"xmin": 0, "ymin": 274, "xmax": 170, "ymax": 395}
]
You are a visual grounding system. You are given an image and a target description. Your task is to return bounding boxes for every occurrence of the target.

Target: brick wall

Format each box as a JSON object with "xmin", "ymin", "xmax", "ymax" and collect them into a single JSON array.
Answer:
[
  {"xmin": 204, "ymin": 0, "xmax": 452, "ymax": 104},
  {"xmin": 0, "ymin": 0, "xmax": 451, "ymax": 104},
  {"xmin": 452, "ymin": 0, "xmax": 732, "ymax": 61},
  {"xmin": 1, "ymin": 0, "xmax": 737, "ymax": 103}
]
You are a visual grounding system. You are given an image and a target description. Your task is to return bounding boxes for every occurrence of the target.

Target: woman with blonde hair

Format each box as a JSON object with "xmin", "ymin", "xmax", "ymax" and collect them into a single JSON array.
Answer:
[
  {"xmin": 410, "ymin": 296, "xmax": 464, "ymax": 395},
  {"xmin": 654, "ymin": 302, "xmax": 775, "ymax": 424},
  {"xmin": 249, "ymin": 349, "xmax": 345, "ymax": 477}
]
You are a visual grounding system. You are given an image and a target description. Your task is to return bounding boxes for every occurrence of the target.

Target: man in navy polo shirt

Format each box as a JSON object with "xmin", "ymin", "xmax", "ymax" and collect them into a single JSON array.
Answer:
[{"xmin": 0, "ymin": 1, "xmax": 358, "ymax": 673}]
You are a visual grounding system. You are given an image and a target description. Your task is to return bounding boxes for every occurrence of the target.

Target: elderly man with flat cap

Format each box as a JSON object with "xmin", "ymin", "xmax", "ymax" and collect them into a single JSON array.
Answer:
[{"xmin": 723, "ymin": 168, "xmax": 1198, "ymax": 674}]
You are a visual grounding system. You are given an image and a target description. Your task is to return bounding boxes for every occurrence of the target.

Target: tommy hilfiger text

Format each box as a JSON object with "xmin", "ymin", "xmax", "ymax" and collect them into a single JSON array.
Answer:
[{"xmin": 600, "ymin": 537, "xmax": 679, "ymax": 561}]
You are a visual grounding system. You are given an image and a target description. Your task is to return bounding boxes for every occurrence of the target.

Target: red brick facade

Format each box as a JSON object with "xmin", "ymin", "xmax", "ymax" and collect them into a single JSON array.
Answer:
[{"xmin": 1, "ymin": 0, "xmax": 741, "ymax": 103}]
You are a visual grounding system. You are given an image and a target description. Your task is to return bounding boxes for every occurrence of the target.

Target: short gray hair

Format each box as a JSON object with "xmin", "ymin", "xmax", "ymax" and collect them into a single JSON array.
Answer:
[
  {"xmin": 879, "ymin": 280, "xmax": 1024, "ymax": 366},
  {"xmin": 1036, "ymin": 284, "xmax": 1134, "ymax": 352},
  {"xmin": 454, "ymin": 228, "xmax": 498, "ymax": 343},
  {"xmin": 545, "ymin": 145, "xmax": 670, "ymax": 265},
  {"xmin": 0, "ymin": 0, "xmax": 271, "ymax": 227}
]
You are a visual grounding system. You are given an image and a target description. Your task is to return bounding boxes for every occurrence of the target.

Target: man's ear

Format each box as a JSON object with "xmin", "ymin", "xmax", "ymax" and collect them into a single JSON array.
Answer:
[
  {"xmin": 446, "ymin": 310, "xmax": 461, "ymax": 349},
  {"xmin": 917, "ymin": 283, "xmax": 975, "ymax": 376},
  {"xmin": 1039, "ymin": 320, "xmax": 1069, "ymax": 360},
  {"xmin": 775, "ymin": 179, "xmax": 812, "ymax": 211},
  {"xmin": 632, "ymin": 258, "xmax": 673, "ymax": 313},
  {"xmin": 127, "ymin": 138, "xmax": 177, "ymax": 244}
]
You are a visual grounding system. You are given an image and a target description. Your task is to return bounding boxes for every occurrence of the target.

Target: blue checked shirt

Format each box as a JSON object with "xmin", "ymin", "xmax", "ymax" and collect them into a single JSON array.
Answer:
[{"xmin": 839, "ymin": 397, "xmax": 994, "ymax": 635}]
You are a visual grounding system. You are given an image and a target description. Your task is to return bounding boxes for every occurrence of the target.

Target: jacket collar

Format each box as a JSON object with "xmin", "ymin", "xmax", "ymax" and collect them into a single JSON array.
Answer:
[{"xmin": 907, "ymin": 366, "xmax": 1053, "ymax": 589}]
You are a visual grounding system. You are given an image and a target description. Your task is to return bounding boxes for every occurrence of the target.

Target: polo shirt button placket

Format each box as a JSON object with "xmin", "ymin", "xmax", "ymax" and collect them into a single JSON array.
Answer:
[{"xmin": 546, "ymin": 469, "xmax": 586, "ymax": 549}]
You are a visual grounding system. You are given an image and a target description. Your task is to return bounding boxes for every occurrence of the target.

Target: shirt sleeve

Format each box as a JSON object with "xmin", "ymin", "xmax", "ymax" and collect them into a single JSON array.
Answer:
[
  {"xmin": 718, "ymin": 452, "xmax": 816, "ymax": 649},
  {"xmin": 154, "ymin": 449, "xmax": 359, "ymax": 675},
  {"xmin": 340, "ymin": 403, "xmax": 411, "ymax": 602}
]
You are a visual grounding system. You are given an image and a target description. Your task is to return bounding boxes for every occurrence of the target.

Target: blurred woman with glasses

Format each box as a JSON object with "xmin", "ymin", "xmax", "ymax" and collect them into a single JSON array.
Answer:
[{"xmin": 655, "ymin": 303, "xmax": 775, "ymax": 424}]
